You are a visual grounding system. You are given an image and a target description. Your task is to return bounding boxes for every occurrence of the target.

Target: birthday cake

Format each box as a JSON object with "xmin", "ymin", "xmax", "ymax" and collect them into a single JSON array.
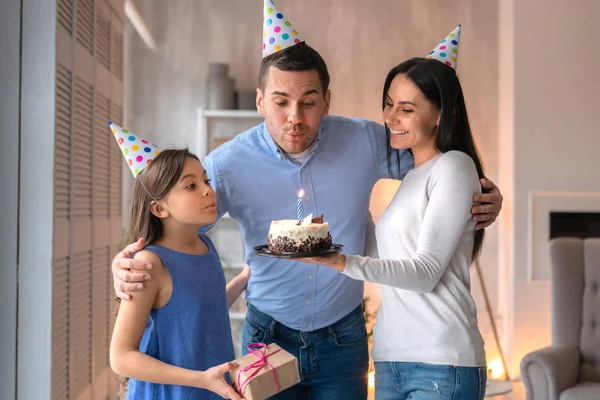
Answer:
[{"xmin": 267, "ymin": 214, "xmax": 332, "ymax": 253}]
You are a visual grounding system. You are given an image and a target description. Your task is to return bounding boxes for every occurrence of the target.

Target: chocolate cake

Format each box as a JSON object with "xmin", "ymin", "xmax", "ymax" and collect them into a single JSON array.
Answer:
[{"xmin": 266, "ymin": 214, "xmax": 332, "ymax": 253}]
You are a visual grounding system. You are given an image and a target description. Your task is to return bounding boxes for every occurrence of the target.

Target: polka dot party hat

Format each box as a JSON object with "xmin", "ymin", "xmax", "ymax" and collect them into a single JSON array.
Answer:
[
  {"xmin": 426, "ymin": 25, "xmax": 461, "ymax": 69},
  {"xmin": 262, "ymin": 0, "xmax": 304, "ymax": 58},
  {"xmin": 108, "ymin": 122, "xmax": 161, "ymax": 178}
]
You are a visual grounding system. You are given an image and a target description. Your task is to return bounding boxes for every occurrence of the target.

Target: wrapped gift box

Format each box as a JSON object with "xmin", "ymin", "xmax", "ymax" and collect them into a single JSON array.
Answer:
[{"xmin": 232, "ymin": 343, "xmax": 300, "ymax": 400}]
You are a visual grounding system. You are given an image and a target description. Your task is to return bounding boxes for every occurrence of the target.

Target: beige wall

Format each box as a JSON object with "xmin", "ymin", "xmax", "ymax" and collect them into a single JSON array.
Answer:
[
  {"xmin": 125, "ymin": 0, "xmax": 499, "ymax": 161},
  {"xmin": 499, "ymin": 0, "xmax": 600, "ymax": 377}
]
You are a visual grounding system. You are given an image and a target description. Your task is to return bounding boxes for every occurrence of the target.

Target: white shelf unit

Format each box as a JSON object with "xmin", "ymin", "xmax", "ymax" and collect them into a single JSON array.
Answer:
[
  {"xmin": 195, "ymin": 108, "xmax": 263, "ymax": 160},
  {"xmin": 196, "ymin": 108, "xmax": 264, "ymax": 356}
]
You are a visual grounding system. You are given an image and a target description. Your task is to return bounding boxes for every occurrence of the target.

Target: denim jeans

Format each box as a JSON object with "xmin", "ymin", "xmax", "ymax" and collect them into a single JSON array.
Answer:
[
  {"xmin": 374, "ymin": 362, "xmax": 487, "ymax": 400},
  {"xmin": 241, "ymin": 303, "xmax": 369, "ymax": 400}
]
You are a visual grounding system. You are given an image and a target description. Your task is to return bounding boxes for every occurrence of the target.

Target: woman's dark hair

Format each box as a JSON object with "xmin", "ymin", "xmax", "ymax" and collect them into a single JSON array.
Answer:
[
  {"xmin": 259, "ymin": 42, "xmax": 330, "ymax": 94},
  {"xmin": 116, "ymin": 148, "xmax": 199, "ymax": 398},
  {"xmin": 382, "ymin": 57, "xmax": 486, "ymax": 261}
]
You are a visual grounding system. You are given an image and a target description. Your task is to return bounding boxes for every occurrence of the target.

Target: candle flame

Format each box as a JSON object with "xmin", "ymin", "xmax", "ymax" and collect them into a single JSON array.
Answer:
[{"xmin": 298, "ymin": 189, "xmax": 305, "ymax": 198}]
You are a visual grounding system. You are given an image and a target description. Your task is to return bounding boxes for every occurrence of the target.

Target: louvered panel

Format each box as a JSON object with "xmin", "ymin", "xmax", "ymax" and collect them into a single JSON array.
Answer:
[
  {"xmin": 76, "ymin": 0, "xmax": 94, "ymax": 54},
  {"xmin": 93, "ymin": 94, "xmax": 111, "ymax": 217},
  {"xmin": 95, "ymin": 9, "xmax": 111, "ymax": 70},
  {"xmin": 73, "ymin": 78, "xmax": 93, "ymax": 218},
  {"xmin": 52, "ymin": 257, "xmax": 70, "ymax": 400},
  {"xmin": 55, "ymin": 65, "xmax": 72, "ymax": 218},
  {"xmin": 69, "ymin": 251, "xmax": 92, "ymax": 398},
  {"xmin": 112, "ymin": 31, "xmax": 123, "ymax": 81},
  {"xmin": 107, "ymin": 245, "xmax": 120, "ymax": 366},
  {"xmin": 110, "ymin": 103, "xmax": 123, "ymax": 217},
  {"xmin": 92, "ymin": 247, "xmax": 110, "ymax": 376},
  {"xmin": 58, "ymin": 0, "xmax": 73, "ymax": 35}
]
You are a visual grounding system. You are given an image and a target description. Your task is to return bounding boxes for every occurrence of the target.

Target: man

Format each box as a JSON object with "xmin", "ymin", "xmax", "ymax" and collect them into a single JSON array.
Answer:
[{"xmin": 111, "ymin": 3, "xmax": 502, "ymax": 399}]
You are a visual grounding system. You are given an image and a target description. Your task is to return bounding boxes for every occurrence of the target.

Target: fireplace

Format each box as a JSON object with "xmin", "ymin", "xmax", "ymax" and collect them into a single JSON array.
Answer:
[
  {"xmin": 550, "ymin": 212, "xmax": 600, "ymax": 239},
  {"xmin": 528, "ymin": 191, "xmax": 600, "ymax": 282}
]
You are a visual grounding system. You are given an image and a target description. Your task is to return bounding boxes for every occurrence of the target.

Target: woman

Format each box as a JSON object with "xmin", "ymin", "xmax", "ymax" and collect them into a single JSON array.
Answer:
[{"xmin": 298, "ymin": 56, "xmax": 488, "ymax": 399}]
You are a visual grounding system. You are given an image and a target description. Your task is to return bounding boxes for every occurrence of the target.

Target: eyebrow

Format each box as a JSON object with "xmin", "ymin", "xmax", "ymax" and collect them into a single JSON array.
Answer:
[
  {"xmin": 398, "ymin": 101, "xmax": 417, "ymax": 106},
  {"xmin": 386, "ymin": 95, "xmax": 417, "ymax": 107},
  {"xmin": 271, "ymin": 89, "xmax": 320, "ymax": 97},
  {"xmin": 387, "ymin": 97, "xmax": 417, "ymax": 107},
  {"xmin": 179, "ymin": 173, "xmax": 199, "ymax": 182}
]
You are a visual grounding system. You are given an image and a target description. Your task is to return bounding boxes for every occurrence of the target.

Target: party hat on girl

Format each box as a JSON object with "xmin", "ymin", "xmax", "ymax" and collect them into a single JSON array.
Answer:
[
  {"xmin": 426, "ymin": 25, "xmax": 461, "ymax": 69},
  {"xmin": 262, "ymin": 0, "xmax": 304, "ymax": 57},
  {"xmin": 108, "ymin": 122, "xmax": 161, "ymax": 177}
]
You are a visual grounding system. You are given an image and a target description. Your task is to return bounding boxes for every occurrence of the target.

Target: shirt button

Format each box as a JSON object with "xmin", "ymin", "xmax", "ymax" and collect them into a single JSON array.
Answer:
[
  {"xmin": 277, "ymin": 154, "xmax": 282, "ymax": 159},
  {"xmin": 306, "ymin": 300, "xmax": 311, "ymax": 304},
  {"xmin": 304, "ymin": 323, "xmax": 309, "ymax": 328},
  {"xmin": 306, "ymin": 195, "xmax": 311, "ymax": 200},
  {"xmin": 308, "ymin": 275, "xmax": 313, "ymax": 280}
]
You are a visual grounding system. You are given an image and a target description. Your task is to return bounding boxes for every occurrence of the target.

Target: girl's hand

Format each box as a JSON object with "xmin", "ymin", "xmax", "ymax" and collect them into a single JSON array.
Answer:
[
  {"xmin": 295, "ymin": 254, "xmax": 347, "ymax": 272},
  {"xmin": 197, "ymin": 361, "xmax": 244, "ymax": 399}
]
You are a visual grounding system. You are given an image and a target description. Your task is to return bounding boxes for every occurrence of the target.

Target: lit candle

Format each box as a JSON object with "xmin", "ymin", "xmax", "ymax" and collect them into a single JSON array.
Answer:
[{"xmin": 297, "ymin": 189, "xmax": 305, "ymax": 222}]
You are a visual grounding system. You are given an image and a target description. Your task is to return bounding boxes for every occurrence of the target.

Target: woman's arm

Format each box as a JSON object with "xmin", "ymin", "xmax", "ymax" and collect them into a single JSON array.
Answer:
[
  {"xmin": 109, "ymin": 250, "xmax": 242, "ymax": 399},
  {"xmin": 226, "ymin": 264, "xmax": 250, "ymax": 308},
  {"xmin": 306, "ymin": 152, "xmax": 480, "ymax": 293},
  {"xmin": 365, "ymin": 210, "xmax": 379, "ymax": 258}
]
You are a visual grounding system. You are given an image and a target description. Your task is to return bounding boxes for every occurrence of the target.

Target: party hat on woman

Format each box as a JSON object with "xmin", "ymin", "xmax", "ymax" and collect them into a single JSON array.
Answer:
[{"xmin": 426, "ymin": 25, "xmax": 461, "ymax": 69}]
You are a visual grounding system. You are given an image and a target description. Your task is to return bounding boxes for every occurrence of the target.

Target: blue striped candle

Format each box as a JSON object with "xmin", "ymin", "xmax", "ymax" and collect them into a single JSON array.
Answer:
[{"xmin": 297, "ymin": 189, "xmax": 305, "ymax": 222}]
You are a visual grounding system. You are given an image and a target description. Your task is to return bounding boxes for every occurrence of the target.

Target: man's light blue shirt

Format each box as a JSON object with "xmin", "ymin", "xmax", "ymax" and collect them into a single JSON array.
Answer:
[{"xmin": 202, "ymin": 115, "xmax": 414, "ymax": 331}]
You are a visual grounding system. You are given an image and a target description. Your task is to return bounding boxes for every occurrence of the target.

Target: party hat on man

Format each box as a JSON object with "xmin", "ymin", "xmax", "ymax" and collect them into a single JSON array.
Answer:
[
  {"xmin": 426, "ymin": 25, "xmax": 461, "ymax": 69},
  {"xmin": 262, "ymin": 0, "xmax": 304, "ymax": 58},
  {"xmin": 108, "ymin": 122, "xmax": 161, "ymax": 177}
]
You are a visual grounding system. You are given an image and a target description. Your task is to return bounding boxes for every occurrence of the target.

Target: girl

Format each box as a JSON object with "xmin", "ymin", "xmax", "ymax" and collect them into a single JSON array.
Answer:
[
  {"xmin": 295, "ymin": 39, "xmax": 488, "ymax": 399},
  {"xmin": 108, "ymin": 127, "xmax": 247, "ymax": 400}
]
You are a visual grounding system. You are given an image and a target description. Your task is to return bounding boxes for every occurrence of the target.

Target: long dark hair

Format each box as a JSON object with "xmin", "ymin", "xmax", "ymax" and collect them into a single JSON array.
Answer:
[
  {"xmin": 116, "ymin": 148, "xmax": 199, "ymax": 398},
  {"xmin": 383, "ymin": 57, "xmax": 486, "ymax": 261}
]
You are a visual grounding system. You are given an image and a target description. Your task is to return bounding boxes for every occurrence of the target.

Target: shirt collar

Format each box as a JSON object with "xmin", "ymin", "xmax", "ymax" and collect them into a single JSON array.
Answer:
[{"xmin": 261, "ymin": 121, "xmax": 323, "ymax": 161}]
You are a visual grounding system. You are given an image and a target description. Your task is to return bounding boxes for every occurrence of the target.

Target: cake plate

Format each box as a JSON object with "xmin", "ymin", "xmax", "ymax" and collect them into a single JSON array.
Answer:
[{"xmin": 253, "ymin": 244, "xmax": 343, "ymax": 259}]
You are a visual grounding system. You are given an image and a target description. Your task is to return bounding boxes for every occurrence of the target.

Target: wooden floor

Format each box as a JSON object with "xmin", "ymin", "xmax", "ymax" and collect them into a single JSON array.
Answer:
[{"xmin": 494, "ymin": 380, "xmax": 526, "ymax": 399}]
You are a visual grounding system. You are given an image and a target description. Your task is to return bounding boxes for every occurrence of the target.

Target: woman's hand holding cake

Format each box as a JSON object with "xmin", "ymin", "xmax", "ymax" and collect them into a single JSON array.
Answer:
[{"xmin": 294, "ymin": 253, "xmax": 347, "ymax": 272}]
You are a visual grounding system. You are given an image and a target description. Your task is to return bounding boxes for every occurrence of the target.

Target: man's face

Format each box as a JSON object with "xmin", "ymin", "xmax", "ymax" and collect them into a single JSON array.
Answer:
[{"xmin": 256, "ymin": 67, "xmax": 330, "ymax": 154}]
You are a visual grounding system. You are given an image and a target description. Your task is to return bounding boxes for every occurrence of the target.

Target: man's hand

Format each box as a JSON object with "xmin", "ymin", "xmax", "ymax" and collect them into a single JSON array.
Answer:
[
  {"xmin": 112, "ymin": 238, "xmax": 154, "ymax": 300},
  {"xmin": 471, "ymin": 178, "xmax": 503, "ymax": 230},
  {"xmin": 197, "ymin": 361, "xmax": 244, "ymax": 399}
]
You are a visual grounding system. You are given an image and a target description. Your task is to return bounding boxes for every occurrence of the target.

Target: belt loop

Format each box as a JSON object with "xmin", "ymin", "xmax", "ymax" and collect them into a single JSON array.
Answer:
[{"xmin": 269, "ymin": 317, "xmax": 277, "ymax": 338}]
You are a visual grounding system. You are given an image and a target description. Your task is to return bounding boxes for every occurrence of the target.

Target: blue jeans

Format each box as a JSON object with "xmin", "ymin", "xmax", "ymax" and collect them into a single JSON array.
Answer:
[
  {"xmin": 375, "ymin": 362, "xmax": 487, "ymax": 400},
  {"xmin": 242, "ymin": 303, "xmax": 369, "ymax": 400}
]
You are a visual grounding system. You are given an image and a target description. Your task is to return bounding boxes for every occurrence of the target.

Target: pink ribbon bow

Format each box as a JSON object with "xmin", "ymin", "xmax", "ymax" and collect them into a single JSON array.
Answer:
[{"xmin": 236, "ymin": 343, "xmax": 282, "ymax": 395}]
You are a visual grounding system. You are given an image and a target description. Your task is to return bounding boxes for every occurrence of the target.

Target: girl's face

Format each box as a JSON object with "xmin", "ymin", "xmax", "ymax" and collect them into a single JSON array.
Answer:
[
  {"xmin": 383, "ymin": 73, "xmax": 440, "ymax": 152},
  {"xmin": 157, "ymin": 158, "xmax": 217, "ymax": 227}
]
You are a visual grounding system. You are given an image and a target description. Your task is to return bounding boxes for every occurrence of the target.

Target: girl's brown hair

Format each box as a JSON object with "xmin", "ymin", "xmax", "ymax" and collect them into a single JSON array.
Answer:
[
  {"xmin": 115, "ymin": 148, "xmax": 199, "ymax": 398},
  {"xmin": 127, "ymin": 148, "xmax": 200, "ymax": 245}
]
